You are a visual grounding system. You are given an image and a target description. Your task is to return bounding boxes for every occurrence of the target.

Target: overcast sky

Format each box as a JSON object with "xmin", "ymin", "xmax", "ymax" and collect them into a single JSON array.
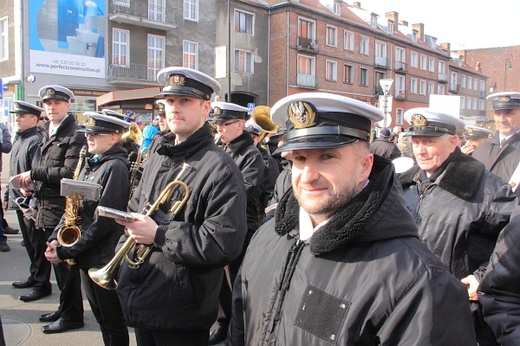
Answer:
[{"xmin": 360, "ymin": 0, "xmax": 518, "ymax": 49}]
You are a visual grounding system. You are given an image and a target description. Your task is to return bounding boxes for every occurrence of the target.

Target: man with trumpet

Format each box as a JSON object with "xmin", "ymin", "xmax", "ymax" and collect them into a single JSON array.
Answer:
[
  {"xmin": 10, "ymin": 85, "xmax": 86, "ymax": 334},
  {"xmin": 114, "ymin": 67, "xmax": 247, "ymax": 346},
  {"xmin": 45, "ymin": 112, "xmax": 131, "ymax": 344}
]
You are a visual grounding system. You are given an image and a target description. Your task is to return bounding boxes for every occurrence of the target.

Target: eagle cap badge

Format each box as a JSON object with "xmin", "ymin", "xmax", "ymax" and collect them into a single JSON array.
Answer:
[
  {"xmin": 289, "ymin": 101, "xmax": 316, "ymax": 129},
  {"xmin": 411, "ymin": 113, "xmax": 428, "ymax": 127},
  {"xmin": 169, "ymin": 74, "xmax": 186, "ymax": 87}
]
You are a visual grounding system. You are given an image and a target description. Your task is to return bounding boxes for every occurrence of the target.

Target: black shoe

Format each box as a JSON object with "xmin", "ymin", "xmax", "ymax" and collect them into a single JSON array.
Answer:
[
  {"xmin": 0, "ymin": 243, "xmax": 10, "ymax": 252},
  {"xmin": 42, "ymin": 318, "xmax": 84, "ymax": 334},
  {"xmin": 40, "ymin": 310, "xmax": 62, "ymax": 323},
  {"xmin": 12, "ymin": 278, "xmax": 37, "ymax": 289},
  {"xmin": 19, "ymin": 288, "xmax": 52, "ymax": 302},
  {"xmin": 209, "ymin": 326, "xmax": 227, "ymax": 345},
  {"xmin": 3, "ymin": 226, "xmax": 19, "ymax": 234}
]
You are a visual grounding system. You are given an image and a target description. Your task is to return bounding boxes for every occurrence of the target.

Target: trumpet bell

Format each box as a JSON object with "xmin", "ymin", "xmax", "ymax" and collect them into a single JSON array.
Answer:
[
  {"xmin": 252, "ymin": 105, "xmax": 278, "ymax": 133},
  {"xmin": 88, "ymin": 267, "xmax": 118, "ymax": 290}
]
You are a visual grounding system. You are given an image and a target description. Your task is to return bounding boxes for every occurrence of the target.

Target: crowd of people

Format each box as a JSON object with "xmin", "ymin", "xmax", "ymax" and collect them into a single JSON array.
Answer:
[{"xmin": 1, "ymin": 67, "xmax": 520, "ymax": 345}]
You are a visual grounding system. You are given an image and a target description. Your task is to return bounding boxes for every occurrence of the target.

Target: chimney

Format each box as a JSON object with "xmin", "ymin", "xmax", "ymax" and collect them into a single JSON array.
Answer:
[
  {"xmin": 353, "ymin": 2, "xmax": 361, "ymax": 8},
  {"xmin": 440, "ymin": 42, "xmax": 451, "ymax": 53},
  {"xmin": 412, "ymin": 23, "xmax": 424, "ymax": 41},
  {"xmin": 399, "ymin": 20, "xmax": 408, "ymax": 27},
  {"xmin": 385, "ymin": 11, "xmax": 398, "ymax": 24}
]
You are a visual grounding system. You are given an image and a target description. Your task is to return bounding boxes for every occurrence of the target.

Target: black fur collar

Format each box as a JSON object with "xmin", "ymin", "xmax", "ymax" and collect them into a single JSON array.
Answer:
[
  {"xmin": 274, "ymin": 157, "xmax": 393, "ymax": 255},
  {"xmin": 399, "ymin": 148, "xmax": 485, "ymax": 201}
]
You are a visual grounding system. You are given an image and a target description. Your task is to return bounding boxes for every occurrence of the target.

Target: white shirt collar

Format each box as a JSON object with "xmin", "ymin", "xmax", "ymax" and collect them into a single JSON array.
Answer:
[{"xmin": 299, "ymin": 206, "xmax": 330, "ymax": 241}]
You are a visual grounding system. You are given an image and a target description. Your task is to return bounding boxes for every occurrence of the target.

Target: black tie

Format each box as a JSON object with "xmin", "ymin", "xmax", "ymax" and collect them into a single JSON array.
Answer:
[{"xmin": 501, "ymin": 138, "xmax": 508, "ymax": 148}]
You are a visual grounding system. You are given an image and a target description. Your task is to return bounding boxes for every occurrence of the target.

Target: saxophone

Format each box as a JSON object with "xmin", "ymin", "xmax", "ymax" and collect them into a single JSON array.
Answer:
[{"xmin": 56, "ymin": 145, "xmax": 87, "ymax": 264}]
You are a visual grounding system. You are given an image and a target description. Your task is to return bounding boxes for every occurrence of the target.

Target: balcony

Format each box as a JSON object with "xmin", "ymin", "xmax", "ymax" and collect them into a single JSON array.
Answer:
[
  {"xmin": 450, "ymin": 83, "xmax": 460, "ymax": 94},
  {"xmin": 394, "ymin": 89, "xmax": 406, "ymax": 100},
  {"xmin": 109, "ymin": 2, "xmax": 176, "ymax": 30},
  {"xmin": 394, "ymin": 61, "xmax": 406, "ymax": 72},
  {"xmin": 297, "ymin": 37, "xmax": 318, "ymax": 53},
  {"xmin": 297, "ymin": 74, "xmax": 318, "ymax": 88},
  {"xmin": 374, "ymin": 56, "xmax": 390, "ymax": 68},
  {"xmin": 437, "ymin": 73, "xmax": 448, "ymax": 82},
  {"xmin": 108, "ymin": 63, "xmax": 157, "ymax": 83}
]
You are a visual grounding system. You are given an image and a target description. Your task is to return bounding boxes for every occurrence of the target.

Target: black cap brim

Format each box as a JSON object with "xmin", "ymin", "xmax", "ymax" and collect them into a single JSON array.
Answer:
[
  {"xmin": 274, "ymin": 136, "xmax": 358, "ymax": 154},
  {"xmin": 404, "ymin": 130, "xmax": 444, "ymax": 137}
]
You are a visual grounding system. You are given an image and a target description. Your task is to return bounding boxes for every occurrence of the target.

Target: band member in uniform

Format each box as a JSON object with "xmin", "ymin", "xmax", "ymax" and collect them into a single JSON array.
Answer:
[
  {"xmin": 398, "ymin": 108, "xmax": 517, "ymax": 345},
  {"xmin": 208, "ymin": 102, "xmax": 266, "ymax": 344},
  {"xmin": 6, "ymin": 102, "xmax": 43, "ymax": 280},
  {"xmin": 461, "ymin": 125, "xmax": 493, "ymax": 156},
  {"xmin": 115, "ymin": 67, "xmax": 247, "ymax": 346},
  {"xmin": 11, "ymin": 85, "xmax": 86, "ymax": 333},
  {"xmin": 473, "ymin": 92, "xmax": 520, "ymax": 196},
  {"xmin": 228, "ymin": 92, "xmax": 477, "ymax": 345},
  {"xmin": 45, "ymin": 112, "xmax": 131, "ymax": 345}
]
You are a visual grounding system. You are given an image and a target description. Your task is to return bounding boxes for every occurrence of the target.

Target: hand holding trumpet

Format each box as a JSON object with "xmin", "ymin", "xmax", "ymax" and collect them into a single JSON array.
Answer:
[{"xmin": 115, "ymin": 213, "xmax": 159, "ymax": 245}]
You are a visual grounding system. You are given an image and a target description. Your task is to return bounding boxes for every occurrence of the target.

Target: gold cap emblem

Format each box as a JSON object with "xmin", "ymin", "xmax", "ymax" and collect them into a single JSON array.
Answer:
[
  {"xmin": 498, "ymin": 96, "xmax": 511, "ymax": 102},
  {"xmin": 87, "ymin": 117, "xmax": 96, "ymax": 126},
  {"xmin": 45, "ymin": 88, "xmax": 56, "ymax": 96},
  {"xmin": 213, "ymin": 107, "xmax": 222, "ymax": 115},
  {"xmin": 169, "ymin": 74, "xmax": 186, "ymax": 87},
  {"xmin": 289, "ymin": 101, "xmax": 316, "ymax": 129},
  {"xmin": 411, "ymin": 113, "xmax": 427, "ymax": 127},
  {"xmin": 466, "ymin": 127, "xmax": 474, "ymax": 134}
]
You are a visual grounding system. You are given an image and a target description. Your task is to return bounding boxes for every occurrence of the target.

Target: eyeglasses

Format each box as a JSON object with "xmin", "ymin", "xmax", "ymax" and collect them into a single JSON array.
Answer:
[
  {"xmin": 85, "ymin": 132, "xmax": 112, "ymax": 138},
  {"xmin": 215, "ymin": 120, "xmax": 240, "ymax": 128}
]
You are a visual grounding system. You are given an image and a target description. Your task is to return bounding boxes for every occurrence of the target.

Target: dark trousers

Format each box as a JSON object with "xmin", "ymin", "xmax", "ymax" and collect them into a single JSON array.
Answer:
[
  {"xmin": 134, "ymin": 327, "xmax": 209, "ymax": 346},
  {"xmin": 45, "ymin": 227, "xmax": 84, "ymax": 323},
  {"xmin": 17, "ymin": 212, "xmax": 52, "ymax": 291},
  {"xmin": 80, "ymin": 269, "xmax": 129, "ymax": 346}
]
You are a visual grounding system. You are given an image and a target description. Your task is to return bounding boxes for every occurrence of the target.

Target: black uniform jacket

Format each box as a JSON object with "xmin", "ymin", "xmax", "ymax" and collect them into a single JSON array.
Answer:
[
  {"xmin": 116, "ymin": 124, "xmax": 247, "ymax": 332},
  {"xmin": 478, "ymin": 206, "xmax": 520, "ymax": 345},
  {"xmin": 31, "ymin": 114, "xmax": 86, "ymax": 229},
  {"xmin": 54, "ymin": 144, "xmax": 130, "ymax": 268},
  {"xmin": 399, "ymin": 148, "xmax": 517, "ymax": 279},
  {"xmin": 6, "ymin": 126, "xmax": 43, "ymax": 207},
  {"xmin": 229, "ymin": 156, "xmax": 477, "ymax": 345},
  {"xmin": 225, "ymin": 130, "xmax": 266, "ymax": 234},
  {"xmin": 472, "ymin": 131, "xmax": 520, "ymax": 196}
]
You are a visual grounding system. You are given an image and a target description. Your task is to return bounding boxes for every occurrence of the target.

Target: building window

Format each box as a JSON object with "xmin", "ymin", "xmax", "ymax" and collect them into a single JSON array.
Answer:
[
  {"xmin": 183, "ymin": 40, "xmax": 198, "ymax": 70},
  {"xmin": 360, "ymin": 67, "xmax": 368, "ymax": 86},
  {"xmin": 395, "ymin": 75, "xmax": 405, "ymax": 97},
  {"xmin": 438, "ymin": 60, "xmax": 446, "ymax": 74},
  {"xmin": 297, "ymin": 55, "xmax": 316, "ymax": 87},
  {"xmin": 375, "ymin": 41, "xmax": 387, "ymax": 66},
  {"xmin": 480, "ymin": 80, "xmax": 486, "ymax": 92},
  {"xmin": 148, "ymin": 35, "xmax": 165, "ymax": 80},
  {"xmin": 472, "ymin": 97, "xmax": 477, "ymax": 110},
  {"xmin": 479, "ymin": 99, "xmax": 485, "ymax": 111},
  {"xmin": 395, "ymin": 108, "xmax": 404, "ymax": 126},
  {"xmin": 460, "ymin": 75, "xmax": 466, "ymax": 88},
  {"xmin": 411, "ymin": 78, "xmax": 417, "ymax": 94},
  {"xmin": 460, "ymin": 96, "xmax": 465, "ymax": 109},
  {"xmin": 0, "ymin": 17, "xmax": 7, "ymax": 61},
  {"xmin": 395, "ymin": 47, "xmax": 406, "ymax": 70},
  {"xmin": 334, "ymin": 2, "xmax": 341, "ymax": 15},
  {"xmin": 326, "ymin": 26, "xmax": 337, "ymax": 47},
  {"xmin": 420, "ymin": 55, "xmax": 427, "ymax": 70},
  {"xmin": 326, "ymin": 60, "xmax": 337, "ymax": 81},
  {"xmin": 234, "ymin": 10, "xmax": 254, "ymax": 35},
  {"xmin": 428, "ymin": 58, "xmax": 435, "ymax": 72},
  {"xmin": 235, "ymin": 49, "xmax": 253, "ymax": 73},
  {"xmin": 466, "ymin": 97, "xmax": 471, "ymax": 109},
  {"xmin": 387, "ymin": 20, "xmax": 394, "ymax": 34},
  {"xmin": 343, "ymin": 64, "xmax": 353, "ymax": 83},
  {"xmin": 437, "ymin": 84, "xmax": 445, "ymax": 95},
  {"xmin": 410, "ymin": 51, "xmax": 418, "ymax": 68},
  {"xmin": 370, "ymin": 14, "xmax": 377, "ymax": 27},
  {"xmin": 298, "ymin": 18, "xmax": 316, "ymax": 48},
  {"xmin": 419, "ymin": 80, "xmax": 426, "ymax": 95},
  {"xmin": 360, "ymin": 36, "xmax": 369, "ymax": 55},
  {"xmin": 183, "ymin": 0, "xmax": 198, "ymax": 21},
  {"xmin": 112, "ymin": 29, "xmax": 129, "ymax": 66},
  {"xmin": 344, "ymin": 31, "xmax": 354, "ymax": 51},
  {"xmin": 428, "ymin": 81, "xmax": 435, "ymax": 95},
  {"xmin": 467, "ymin": 76, "xmax": 472, "ymax": 90},
  {"xmin": 473, "ymin": 78, "xmax": 478, "ymax": 90},
  {"xmin": 148, "ymin": 0, "xmax": 166, "ymax": 22}
]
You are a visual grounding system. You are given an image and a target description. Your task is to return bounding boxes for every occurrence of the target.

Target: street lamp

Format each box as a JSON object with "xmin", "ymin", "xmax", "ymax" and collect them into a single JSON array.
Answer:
[
  {"xmin": 379, "ymin": 78, "xmax": 394, "ymax": 128},
  {"xmin": 504, "ymin": 54, "xmax": 513, "ymax": 91}
]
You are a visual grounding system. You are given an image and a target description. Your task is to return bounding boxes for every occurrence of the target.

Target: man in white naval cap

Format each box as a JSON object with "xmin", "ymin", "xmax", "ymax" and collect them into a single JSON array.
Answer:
[
  {"xmin": 398, "ymin": 107, "xmax": 516, "ymax": 345},
  {"xmin": 114, "ymin": 67, "xmax": 247, "ymax": 345},
  {"xmin": 10, "ymin": 85, "xmax": 86, "ymax": 333},
  {"xmin": 229, "ymin": 93, "xmax": 476, "ymax": 345},
  {"xmin": 473, "ymin": 92, "xmax": 520, "ymax": 197},
  {"xmin": 461, "ymin": 125, "xmax": 494, "ymax": 155},
  {"xmin": 208, "ymin": 101, "xmax": 265, "ymax": 344}
]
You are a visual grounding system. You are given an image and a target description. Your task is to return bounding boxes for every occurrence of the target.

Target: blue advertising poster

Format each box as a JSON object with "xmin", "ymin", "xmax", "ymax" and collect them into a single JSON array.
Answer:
[{"xmin": 29, "ymin": 0, "xmax": 106, "ymax": 78}]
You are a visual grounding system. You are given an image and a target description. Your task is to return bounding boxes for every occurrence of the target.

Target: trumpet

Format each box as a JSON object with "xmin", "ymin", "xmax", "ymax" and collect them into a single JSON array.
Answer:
[
  {"xmin": 88, "ymin": 163, "xmax": 191, "ymax": 290},
  {"xmin": 56, "ymin": 145, "xmax": 88, "ymax": 251}
]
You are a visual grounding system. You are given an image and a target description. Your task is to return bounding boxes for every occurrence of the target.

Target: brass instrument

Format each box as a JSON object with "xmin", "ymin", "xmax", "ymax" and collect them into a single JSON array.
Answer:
[
  {"xmin": 88, "ymin": 163, "xmax": 191, "ymax": 290},
  {"xmin": 125, "ymin": 122, "xmax": 145, "ymax": 198},
  {"xmin": 56, "ymin": 145, "xmax": 87, "ymax": 265},
  {"xmin": 252, "ymin": 105, "xmax": 278, "ymax": 143}
]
